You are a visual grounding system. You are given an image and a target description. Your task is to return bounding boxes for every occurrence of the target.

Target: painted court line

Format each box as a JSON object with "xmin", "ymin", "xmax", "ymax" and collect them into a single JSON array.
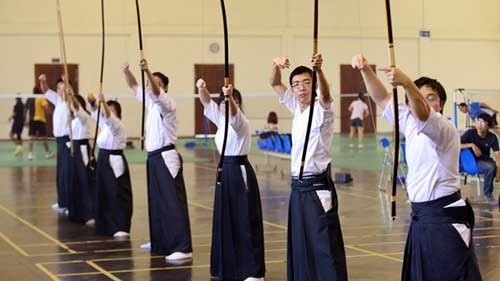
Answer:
[
  {"xmin": 188, "ymin": 200, "xmax": 288, "ymax": 230},
  {"xmin": 0, "ymin": 232, "xmax": 29, "ymax": 256},
  {"xmin": 86, "ymin": 260, "xmax": 121, "ymax": 281},
  {"xmin": 35, "ymin": 263, "xmax": 60, "ymax": 281},
  {"xmin": 345, "ymin": 245, "xmax": 403, "ymax": 262},
  {"xmin": 0, "ymin": 204, "xmax": 76, "ymax": 253}
]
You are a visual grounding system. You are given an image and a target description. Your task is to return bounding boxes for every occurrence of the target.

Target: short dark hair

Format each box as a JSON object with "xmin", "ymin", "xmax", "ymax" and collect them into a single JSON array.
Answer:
[
  {"xmin": 413, "ymin": 76, "xmax": 447, "ymax": 107},
  {"xmin": 477, "ymin": 113, "xmax": 492, "ymax": 127},
  {"xmin": 107, "ymin": 100, "xmax": 122, "ymax": 119},
  {"xmin": 56, "ymin": 78, "xmax": 73, "ymax": 87},
  {"xmin": 73, "ymin": 94, "xmax": 89, "ymax": 114},
  {"xmin": 289, "ymin": 66, "xmax": 313, "ymax": 86},
  {"xmin": 458, "ymin": 102, "xmax": 467, "ymax": 107},
  {"xmin": 152, "ymin": 72, "xmax": 169, "ymax": 87}
]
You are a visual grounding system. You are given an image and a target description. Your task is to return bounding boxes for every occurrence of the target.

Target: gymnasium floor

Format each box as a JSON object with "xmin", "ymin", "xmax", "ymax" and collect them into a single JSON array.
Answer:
[{"xmin": 0, "ymin": 135, "xmax": 499, "ymax": 281}]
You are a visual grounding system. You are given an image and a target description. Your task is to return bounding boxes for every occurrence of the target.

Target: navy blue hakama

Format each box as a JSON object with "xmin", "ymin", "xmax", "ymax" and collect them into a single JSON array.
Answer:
[
  {"xmin": 402, "ymin": 192, "xmax": 482, "ymax": 281},
  {"xmin": 146, "ymin": 145, "xmax": 192, "ymax": 255},
  {"xmin": 95, "ymin": 149, "xmax": 133, "ymax": 236},
  {"xmin": 210, "ymin": 155, "xmax": 266, "ymax": 280},
  {"xmin": 68, "ymin": 139, "xmax": 95, "ymax": 223},
  {"xmin": 56, "ymin": 136, "xmax": 72, "ymax": 208},
  {"xmin": 287, "ymin": 171, "xmax": 348, "ymax": 281}
]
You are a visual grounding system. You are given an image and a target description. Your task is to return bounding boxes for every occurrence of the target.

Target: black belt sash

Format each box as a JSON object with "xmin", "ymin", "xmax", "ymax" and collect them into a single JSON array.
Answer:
[
  {"xmin": 291, "ymin": 170, "xmax": 330, "ymax": 192},
  {"xmin": 221, "ymin": 155, "xmax": 248, "ymax": 165},
  {"xmin": 147, "ymin": 144, "xmax": 175, "ymax": 157},
  {"xmin": 98, "ymin": 148, "xmax": 124, "ymax": 156},
  {"xmin": 411, "ymin": 192, "xmax": 474, "ymax": 228}
]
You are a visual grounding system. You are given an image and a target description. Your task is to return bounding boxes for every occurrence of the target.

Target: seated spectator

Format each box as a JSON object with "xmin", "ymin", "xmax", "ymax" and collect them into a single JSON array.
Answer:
[
  {"xmin": 460, "ymin": 113, "xmax": 500, "ymax": 206},
  {"xmin": 259, "ymin": 111, "xmax": 279, "ymax": 139}
]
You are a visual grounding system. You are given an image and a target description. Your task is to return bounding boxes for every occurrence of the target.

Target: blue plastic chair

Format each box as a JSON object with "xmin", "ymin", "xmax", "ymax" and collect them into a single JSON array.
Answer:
[
  {"xmin": 281, "ymin": 134, "xmax": 292, "ymax": 154},
  {"xmin": 257, "ymin": 139, "xmax": 267, "ymax": 149},
  {"xmin": 265, "ymin": 135, "xmax": 275, "ymax": 151},
  {"xmin": 459, "ymin": 148, "xmax": 481, "ymax": 196},
  {"xmin": 469, "ymin": 102, "xmax": 481, "ymax": 119},
  {"xmin": 274, "ymin": 134, "xmax": 285, "ymax": 153}
]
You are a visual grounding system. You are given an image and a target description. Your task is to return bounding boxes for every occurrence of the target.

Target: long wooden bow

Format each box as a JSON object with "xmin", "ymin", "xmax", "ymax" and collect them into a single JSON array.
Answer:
[
  {"xmin": 216, "ymin": 0, "xmax": 230, "ymax": 184},
  {"xmin": 298, "ymin": 0, "xmax": 319, "ymax": 181},
  {"xmin": 91, "ymin": 0, "xmax": 106, "ymax": 165},
  {"xmin": 134, "ymin": 0, "xmax": 146, "ymax": 151},
  {"xmin": 55, "ymin": 0, "xmax": 74, "ymax": 155},
  {"xmin": 384, "ymin": 0, "xmax": 399, "ymax": 220}
]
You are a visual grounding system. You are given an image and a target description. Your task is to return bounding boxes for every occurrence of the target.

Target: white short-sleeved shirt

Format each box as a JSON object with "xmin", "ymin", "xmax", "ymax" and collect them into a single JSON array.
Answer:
[
  {"xmin": 383, "ymin": 102, "xmax": 460, "ymax": 202},
  {"xmin": 93, "ymin": 110, "xmax": 127, "ymax": 150},
  {"xmin": 349, "ymin": 99, "xmax": 368, "ymax": 120},
  {"xmin": 45, "ymin": 89, "xmax": 70, "ymax": 137},
  {"xmin": 135, "ymin": 87, "xmax": 177, "ymax": 152},
  {"xmin": 72, "ymin": 107, "xmax": 92, "ymax": 140},
  {"xmin": 204, "ymin": 100, "xmax": 251, "ymax": 155},
  {"xmin": 280, "ymin": 89, "xmax": 335, "ymax": 177}
]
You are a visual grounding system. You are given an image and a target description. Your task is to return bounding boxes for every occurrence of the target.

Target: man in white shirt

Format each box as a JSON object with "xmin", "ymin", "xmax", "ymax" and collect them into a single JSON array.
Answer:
[
  {"xmin": 122, "ymin": 60, "xmax": 192, "ymax": 261},
  {"xmin": 352, "ymin": 54, "xmax": 482, "ymax": 281},
  {"xmin": 39, "ymin": 74, "xmax": 72, "ymax": 212},
  {"xmin": 270, "ymin": 54, "xmax": 347, "ymax": 281}
]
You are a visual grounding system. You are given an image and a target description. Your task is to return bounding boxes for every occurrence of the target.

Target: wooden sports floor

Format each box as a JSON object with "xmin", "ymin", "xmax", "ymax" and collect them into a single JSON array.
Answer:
[{"xmin": 0, "ymin": 135, "xmax": 499, "ymax": 281}]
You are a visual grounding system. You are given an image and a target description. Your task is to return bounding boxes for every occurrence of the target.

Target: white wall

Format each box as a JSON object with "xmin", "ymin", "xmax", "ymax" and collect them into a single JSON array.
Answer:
[{"xmin": 0, "ymin": 0, "xmax": 499, "ymax": 139}]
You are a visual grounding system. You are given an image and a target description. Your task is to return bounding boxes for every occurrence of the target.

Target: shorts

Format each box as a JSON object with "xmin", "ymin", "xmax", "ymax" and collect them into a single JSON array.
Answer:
[
  {"xmin": 11, "ymin": 123, "xmax": 23, "ymax": 136},
  {"xmin": 350, "ymin": 118, "xmax": 363, "ymax": 127},
  {"xmin": 29, "ymin": 120, "xmax": 47, "ymax": 137}
]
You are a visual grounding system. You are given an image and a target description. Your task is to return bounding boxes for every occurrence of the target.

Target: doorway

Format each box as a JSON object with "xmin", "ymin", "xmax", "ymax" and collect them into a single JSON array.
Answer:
[
  {"xmin": 339, "ymin": 64, "xmax": 376, "ymax": 134},
  {"xmin": 193, "ymin": 64, "xmax": 234, "ymax": 136},
  {"xmin": 34, "ymin": 63, "xmax": 79, "ymax": 137}
]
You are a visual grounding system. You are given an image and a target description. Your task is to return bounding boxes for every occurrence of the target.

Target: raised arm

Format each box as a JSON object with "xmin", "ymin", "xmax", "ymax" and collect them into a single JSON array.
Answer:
[
  {"xmin": 351, "ymin": 55, "xmax": 390, "ymax": 109},
  {"xmin": 139, "ymin": 59, "xmax": 160, "ymax": 97},
  {"xmin": 223, "ymin": 84, "xmax": 238, "ymax": 118},
  {"xmin": 270, "ymin": 56, "xmax": 290, "ymax": 98},
  {"xmin": 379, "ymin": 67, "xmax": 430, "ymax": 121},
  {"xmin": 98, "ymin": 93, "xmax": 111, "ymax": 119},
  {"xmin": 121, "ymin": 63, "xmax": 138, "ymax": 92},
  {"xmin": 312, "ymin": 53, "xmax": 332, "ymax": 109},
  {"xmin": 196, "ymin": 78, "xmax": 212, "ymax": 107},
  {"xmin": 38, "ymin": 74, "xmax": 49, "ymax": 93}
]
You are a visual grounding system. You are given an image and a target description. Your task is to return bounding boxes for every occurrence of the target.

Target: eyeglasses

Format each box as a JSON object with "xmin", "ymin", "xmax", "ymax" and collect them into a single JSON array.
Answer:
[
  {"xmin": 425, "ymin": 94, "xmax": 440, "ymax": 103},
  {"xmin": 291, "ymin": 79, "xmax": 312, "ymax": 89}
]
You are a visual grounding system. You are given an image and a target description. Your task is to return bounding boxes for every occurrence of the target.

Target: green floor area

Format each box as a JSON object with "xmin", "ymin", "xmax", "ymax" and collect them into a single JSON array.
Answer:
[
  {"xmin": 0, "ymin": 139, "xmax": 209, "ymax": 167},
  {"xmin": 251, "ymin": 134, "xmax": 390, "ymax": 171},
  {"xmin": 0, "ymin": 134, "xmax": 392, "ymax": 171}
]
